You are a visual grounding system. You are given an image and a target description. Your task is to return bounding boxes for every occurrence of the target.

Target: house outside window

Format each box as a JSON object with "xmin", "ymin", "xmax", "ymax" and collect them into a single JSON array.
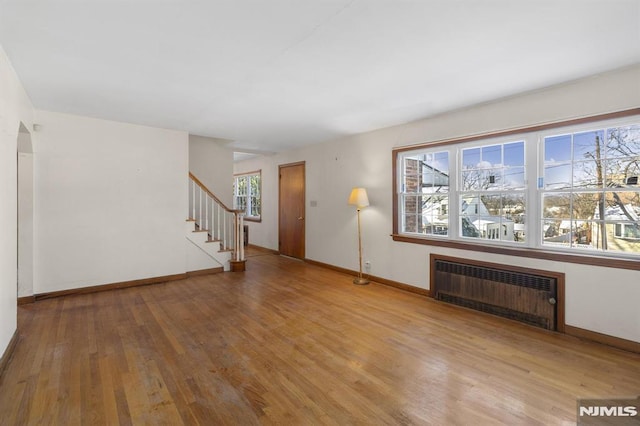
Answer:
[
  {"xmin": 234, "ymin": 171, "xmax": 261, "ymax": 221},
  {"xmin": 395, "ymin": 113, "xmax": 640, "ymax": 260},
  {"xmin": 460, "ymin": 141, "xmax": 526, "ymax": 243},
  {"xmin": 400, "ymin": 151, "xmax": 449, "ymax": 236}
]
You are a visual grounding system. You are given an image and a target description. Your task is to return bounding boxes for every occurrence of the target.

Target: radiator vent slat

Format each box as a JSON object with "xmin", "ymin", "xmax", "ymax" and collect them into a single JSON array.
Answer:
[
  {"xmin": 432, "ymin": 256, "xmax": 558, "ymax": 331},
  {"xmin": 434, "ymin": 260, "xmax": 552, "ymax": 292},
  {"xmin": 438, "ymin": 293, "xmax": 550, "ymax": 329}
]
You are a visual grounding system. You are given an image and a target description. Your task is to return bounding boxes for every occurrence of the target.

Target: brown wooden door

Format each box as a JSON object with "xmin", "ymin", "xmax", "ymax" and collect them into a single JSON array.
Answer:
[{"xmin": 279, "ymin": 162, "xmax": 305, "ymax": 258}]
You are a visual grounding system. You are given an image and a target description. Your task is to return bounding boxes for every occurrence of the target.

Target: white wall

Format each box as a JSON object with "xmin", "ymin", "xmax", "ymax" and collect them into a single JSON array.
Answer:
[
  {"xmin": 33, "ymin": 111, "xmax": 189, "ymax": 293},
  {"xmin": 235, "ymin": 64, "xmax": 640, "ymax": 343},
  {"xmin": 189, "ymin": 134, "xmax": 234, "ymax": 207},
  {"xmin": 0, "ymin": 44, "xmax": 34, "ymax": 357}
]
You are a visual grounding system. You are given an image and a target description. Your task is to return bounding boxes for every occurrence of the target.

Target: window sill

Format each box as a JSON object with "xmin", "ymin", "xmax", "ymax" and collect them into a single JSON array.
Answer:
[
  {"xmin": 244, "ymin": 217, "xmax": 261, "ymax": 223},
  {"xmin": 391, "ymin": 233, "xmax": 640, "ymax": 271}
]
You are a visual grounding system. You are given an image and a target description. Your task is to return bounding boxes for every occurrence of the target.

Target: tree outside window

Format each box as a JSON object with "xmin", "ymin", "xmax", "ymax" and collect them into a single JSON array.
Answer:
[{"xmin": 542, "ymin": 125, "xmax": 640, "ymax": 254}]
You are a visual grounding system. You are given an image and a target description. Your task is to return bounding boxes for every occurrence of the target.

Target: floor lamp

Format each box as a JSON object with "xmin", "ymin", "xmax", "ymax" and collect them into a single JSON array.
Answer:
[{"xmin": 348, "ymin": 187, "xmax": 370, "ymax": 285}]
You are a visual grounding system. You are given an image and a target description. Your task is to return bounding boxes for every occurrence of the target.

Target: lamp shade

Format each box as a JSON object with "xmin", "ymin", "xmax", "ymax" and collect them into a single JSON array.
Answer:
[{"xmin": 348, "ymin": 187, "xmax": 370, "ymax": 209}]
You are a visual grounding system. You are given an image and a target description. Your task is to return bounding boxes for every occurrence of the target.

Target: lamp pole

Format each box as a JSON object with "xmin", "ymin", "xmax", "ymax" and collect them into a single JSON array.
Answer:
[
  {"xmin": 348, "ymin": 187, "xmax": 370, "ymax": 285},
  {"xmin": 354, "ymin": 206, "xmax": 369, "ymax": 285}
]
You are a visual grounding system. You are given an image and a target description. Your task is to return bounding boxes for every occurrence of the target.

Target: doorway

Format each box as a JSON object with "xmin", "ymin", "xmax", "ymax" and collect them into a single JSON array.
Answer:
[
  {"xmin": 17, "ymin": 123, "xmax": 34, "ymax": 302},
  {"xmin": 278, "ymin": 162, "xmax": 305, "ymax": 259}
]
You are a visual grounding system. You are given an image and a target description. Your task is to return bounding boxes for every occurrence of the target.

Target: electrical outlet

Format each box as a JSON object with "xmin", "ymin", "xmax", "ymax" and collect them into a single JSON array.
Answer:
[{"xmin": 364, "ymin": 260, "xmax": 371, "ymax": 271}]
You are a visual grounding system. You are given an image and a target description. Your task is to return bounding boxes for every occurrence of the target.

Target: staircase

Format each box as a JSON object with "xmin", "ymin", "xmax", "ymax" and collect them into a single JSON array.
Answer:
[{"xmin": 187, "ymin": 173, "xmax": 245, "ymax": 273}]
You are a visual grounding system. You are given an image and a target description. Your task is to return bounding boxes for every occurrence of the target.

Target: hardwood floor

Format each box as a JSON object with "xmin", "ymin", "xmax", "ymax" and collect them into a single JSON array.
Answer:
[{"xmin": 1, "ymin": 249, "xmax": 639, "ymax": 425}]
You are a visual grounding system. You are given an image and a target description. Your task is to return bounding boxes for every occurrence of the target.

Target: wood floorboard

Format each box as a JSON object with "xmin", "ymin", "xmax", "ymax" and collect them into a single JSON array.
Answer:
[{"xmin": 1, "ymin": 248, "xmax": 639, "ymax": 425}]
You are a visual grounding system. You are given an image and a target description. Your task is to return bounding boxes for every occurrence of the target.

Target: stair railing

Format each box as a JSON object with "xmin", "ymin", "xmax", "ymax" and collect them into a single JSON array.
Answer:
[{"xmin": 188, "ymin": 173, "xmax": 245, "ymax": 265}]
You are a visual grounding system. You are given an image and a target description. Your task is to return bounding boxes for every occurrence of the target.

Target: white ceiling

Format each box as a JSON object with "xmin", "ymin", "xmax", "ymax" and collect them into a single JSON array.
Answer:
[{"xmin": 1, "ymin": 1, "xmax": 639, "ymax": 155}]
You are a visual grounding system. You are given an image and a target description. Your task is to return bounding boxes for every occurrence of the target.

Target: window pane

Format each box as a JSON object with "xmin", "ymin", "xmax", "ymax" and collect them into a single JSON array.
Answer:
[
  {"xmin": 461, "ymin": 170, "xmax": 481, "ymax": 191},
  {"xmin": 462, "ymin": 147, "xmax": 480, "ymax": 169},
  {"xmin": 606, "ymin": 158, "xmax": 640, "ymax": 187},
  {"xmin": 545, "ymin": 134, "xmax": 572, "ymax": 163},
  {"xmin": 481, "ymin": 144, "xmax": 502, "ymax": 166},
  {"xmin": 571, "ymin": 221, "xmax": 597, "ymax": 249},
  {"xmin": 478, "ymin": 194, "xmax": 501, "ymax": 240},
  {"xmin": 403, "ymin": 157, "xmax": 422, "ymax": 193},
  {"xmin": 403, "ymin": 215, "xmax": 422, "ymax": 233},
  {"xmin": 542, "ymin": 193, "xmax": 570, "ymax": 219},
  {"xmin": 505, "ymin": 194, "xmax": 526, "ymax": 243},
  {"xmin": 573, "ymin": 130, "xmax": 605, "ymax": 161},
  {"xmin": 235, "ymin": 196, "xmax": 247, "ymax": 211},
  {"xmin": 604, "ymin": 125, "xmax": 640, "ymax": 188},
  {"xmin": 249, "ymin": 196, "xmax": 260, "ymax": 217},
  {"xmin": 572, "ymin": 192, "xmax": 601, "ymax": 221},
  {"xmin": 606, "ymin": 125, "xmax": 640, "ymax": 159},
  {"xmin": 505, "ymin": 167, "xmax": 525, "ymax": 189},
  {"xmin": 250, "ymin": 175, "xmax": 260, "ymax": 196},
  {"xmin": 422, "ymin": 195, "xmax": 448, "ymax": 236},
  {"xmin": 237, "ymin": 177, "xmax": 247, "ymax": 196},
  {"xmin": 504, "ymin": 141, "xmax": 524, "ymax": 165},
  {"xmin": 604, "ymin": 191, "xmax": 640, "ymax": 220},
  {"xmin": 433, "ymin": 152, "xmax": 450, "ymax": 173},
  {"xmin": 460, "ymin": 195, "xmax": 481, "ymax": 238},
  {"xmin": 402, "ymin": 194, "xmax": 423, "ymax": 233},
  {"xmin": 461, "ymin": 195, "xmax": 481, "ymax": 217},
  {"xmin": 572, "ymin": 160, "xmax": 600, "ymax": 189},
  {"xmin": 481, "ymin": 194, "xmax": 501, "ymax": 216},
  {"xmin": 544, "ymin": 163, "xmax": 572, "ymax": 190},
  {"xmin": 461, "ymin": 217, "xmax": 480, "ymax": 238},
  {"xmin": 403, "ymin": 194, "xmax": 421, "ymax": 215},
  {"xmin": 542, "ymin": 219, "xmax": 568, "ymax": 247}
]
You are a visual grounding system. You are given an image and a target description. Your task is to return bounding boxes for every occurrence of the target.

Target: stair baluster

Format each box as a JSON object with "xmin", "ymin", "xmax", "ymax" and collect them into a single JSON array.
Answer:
[{"xmin": 188, "ymin": 173, "xmax": 246, "ymax": 271}]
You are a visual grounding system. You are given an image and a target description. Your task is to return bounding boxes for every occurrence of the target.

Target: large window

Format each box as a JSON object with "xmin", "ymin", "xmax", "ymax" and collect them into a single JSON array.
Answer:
[
  {"xmin": 460, "ymin": 141, "xmax": 526, "ymax": 242},
  {"xmin": 395, "ymin": 111, "xmax": 640, "ymax": 263},
  {"xmin": 541, "ymin": 125, "xmax": 640, "ymax": 255},
  {"xmin": 233, "ymin": 171, "xmax": 261, "ymax": 221}
]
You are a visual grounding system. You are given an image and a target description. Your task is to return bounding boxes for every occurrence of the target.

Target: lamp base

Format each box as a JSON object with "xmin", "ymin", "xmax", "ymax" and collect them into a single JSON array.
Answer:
[{"xmin": 353, "ymin": 277, "xmax": 370, "ymax": 285}]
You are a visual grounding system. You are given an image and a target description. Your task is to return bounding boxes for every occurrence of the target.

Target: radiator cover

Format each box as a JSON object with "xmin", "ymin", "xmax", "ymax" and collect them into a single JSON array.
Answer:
[{"xmin": 432, "ymin": 255, "xmax": 558, "ymax": 331}]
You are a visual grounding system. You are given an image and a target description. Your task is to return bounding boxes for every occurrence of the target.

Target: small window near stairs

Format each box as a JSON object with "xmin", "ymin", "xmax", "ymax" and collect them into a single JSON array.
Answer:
[{"xmin": 234, "ymin": 170, "xmax": 261, "ymax": 222}]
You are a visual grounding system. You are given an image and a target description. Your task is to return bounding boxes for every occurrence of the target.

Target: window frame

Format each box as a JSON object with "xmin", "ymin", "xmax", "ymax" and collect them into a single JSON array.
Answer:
[
  {"xmin": 233, "ymin": 170, "xmax": 262, "ymax": 222},
  {"xmin": 391, "ymin": 108, "xmax": 640, "ymax": 271}
]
